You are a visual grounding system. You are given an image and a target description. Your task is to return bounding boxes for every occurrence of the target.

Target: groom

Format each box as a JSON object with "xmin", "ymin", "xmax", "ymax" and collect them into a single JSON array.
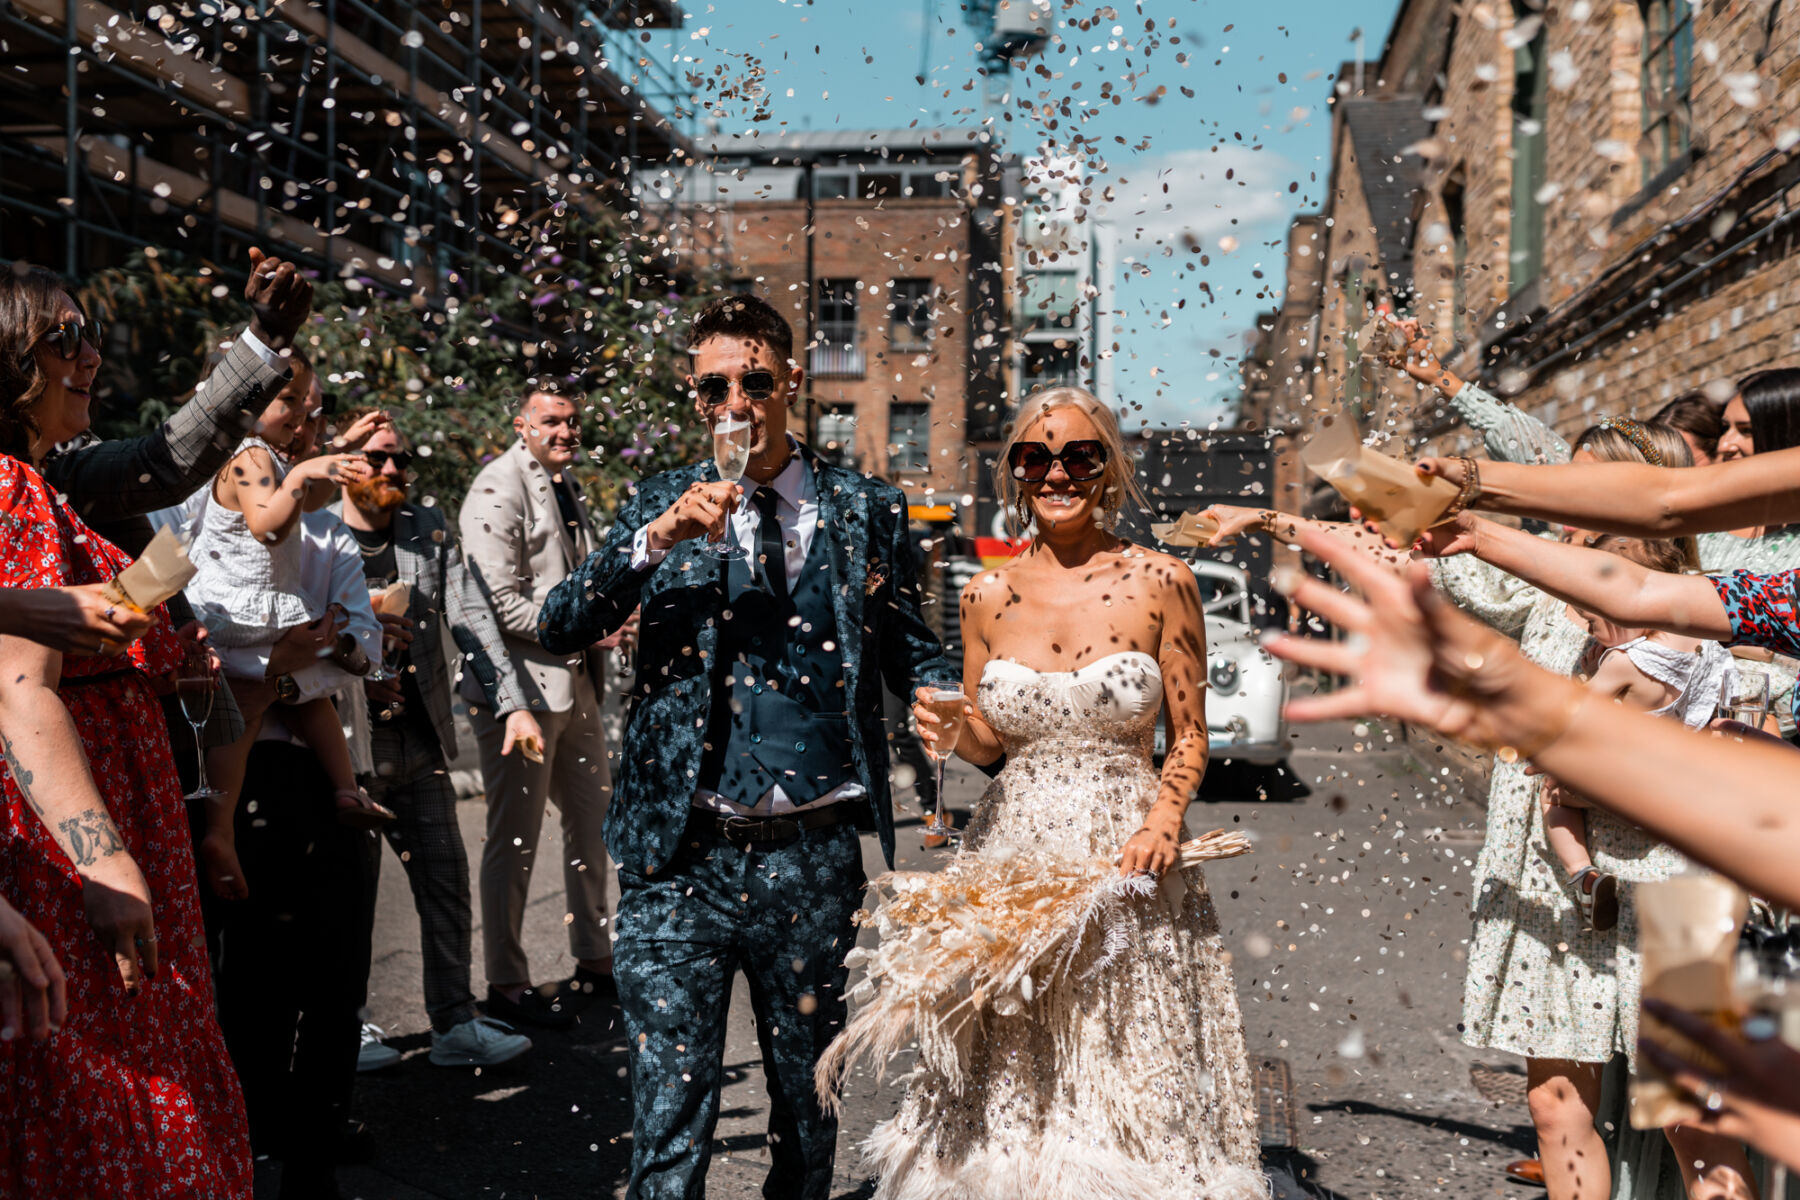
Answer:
[{"xmin": 537, "ymin": 293, "xmax": 954, "ymax": 1199}]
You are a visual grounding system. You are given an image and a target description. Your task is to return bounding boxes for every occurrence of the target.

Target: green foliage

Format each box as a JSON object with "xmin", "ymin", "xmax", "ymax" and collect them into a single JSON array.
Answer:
[{"xmin": 77, "ymin": 209, "xmax": 712, "ymax": 520}]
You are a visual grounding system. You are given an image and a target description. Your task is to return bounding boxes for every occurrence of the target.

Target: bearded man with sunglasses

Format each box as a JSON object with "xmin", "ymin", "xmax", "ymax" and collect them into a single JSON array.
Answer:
[{"xmin": 538, "ymin": 293, "xmax": 955, "ymax": 1200}]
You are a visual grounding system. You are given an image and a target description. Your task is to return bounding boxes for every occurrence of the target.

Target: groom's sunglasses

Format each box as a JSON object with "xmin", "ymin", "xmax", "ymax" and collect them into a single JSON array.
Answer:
[
  {"xmin": 1007, "ymin": 439, "xmax": 1108, "ymax": 483},
  {"xmin": 694, "ymin": 370, "xmax": 777, "ymax": 407}
]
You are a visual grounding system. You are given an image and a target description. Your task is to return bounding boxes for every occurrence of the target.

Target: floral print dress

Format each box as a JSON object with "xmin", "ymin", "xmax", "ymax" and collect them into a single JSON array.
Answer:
[{"xmin": 0, "ymin": 455, "xmax": 251, "ymax": 1198}]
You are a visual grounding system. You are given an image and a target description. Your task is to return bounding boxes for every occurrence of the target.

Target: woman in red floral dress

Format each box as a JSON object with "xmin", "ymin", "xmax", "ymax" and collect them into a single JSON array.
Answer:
[{"xmin": 0, "ymin": 269, "xmax": 251, "ymax": 1197}]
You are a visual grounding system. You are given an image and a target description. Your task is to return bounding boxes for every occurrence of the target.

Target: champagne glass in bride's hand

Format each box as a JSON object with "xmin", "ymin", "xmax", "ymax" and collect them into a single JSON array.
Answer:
[
  {"xmin": 919, "ymin": 688, "xmax": 967, "ymax": 845},
  {"xmin": 702, "ymin": 412, "xmax": 753, "ymax": 560},
  {"xmin": 176, "ymin": 648, "xmax": 223, "ymax": 800},
  {"xmin": 1718, "ymin": 669, "xmax": 1771, "ymax": 729}
]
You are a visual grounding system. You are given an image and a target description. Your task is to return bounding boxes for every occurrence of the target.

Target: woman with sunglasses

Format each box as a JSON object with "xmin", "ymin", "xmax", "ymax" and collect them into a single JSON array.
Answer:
[
  {"xmin": 879, "ymin": 387, "xmax": 1265, "ymax": 1199},
  {"xmin": 0, "ymin": 268, "xmax": 252, "ymax": 1194}
]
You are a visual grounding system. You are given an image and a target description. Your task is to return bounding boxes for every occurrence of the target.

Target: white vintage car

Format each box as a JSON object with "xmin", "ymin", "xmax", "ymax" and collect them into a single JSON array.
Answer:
[{"xmin": 1154, "ymin": 559, "xmax": 1289, "ymax": 766}]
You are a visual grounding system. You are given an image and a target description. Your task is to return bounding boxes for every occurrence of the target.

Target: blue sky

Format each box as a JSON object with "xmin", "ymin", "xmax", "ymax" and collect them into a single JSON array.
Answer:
[{"xmin": 667, "ymin": 0, "xmax": 1402, "ymax": 429}]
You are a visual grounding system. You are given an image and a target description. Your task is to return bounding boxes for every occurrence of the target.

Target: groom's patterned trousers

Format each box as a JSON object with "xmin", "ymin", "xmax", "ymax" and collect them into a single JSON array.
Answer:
[{"xmin": 614, "ymin": 813, "xmax": 866, "ymax": 1200}]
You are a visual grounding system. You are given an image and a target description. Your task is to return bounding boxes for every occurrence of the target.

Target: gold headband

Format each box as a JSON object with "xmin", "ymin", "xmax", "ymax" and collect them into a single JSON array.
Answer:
[{"xmin": 1596, "ymin": 415, "xmax": 1663, "ymax": 466}]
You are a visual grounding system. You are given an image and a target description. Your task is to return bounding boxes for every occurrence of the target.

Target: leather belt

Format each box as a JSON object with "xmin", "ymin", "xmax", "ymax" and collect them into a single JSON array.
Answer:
[{"xmin": 692, "ymin": 804, "xmax": 856, "ymax": 848}]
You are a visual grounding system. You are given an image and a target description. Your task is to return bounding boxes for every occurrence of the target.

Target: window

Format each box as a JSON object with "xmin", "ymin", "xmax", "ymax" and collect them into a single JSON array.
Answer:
[
  {"xmin": 727, "ymin": 277, "xmax": 756, "ymax": 295},
  {"xmin": 890, "ymin": 279, "xmax": 932, "ymax": 349},
  {"xmin": 1510, "ymin": 2, "xmax": 1549, "ymax": 290},
  {"xmin": 1639, "ymin": 0, "xmax": 1693, "ymax": 182},
  {"xmin": 814, "ymin": 406, "xmax": 857, "ymax": 468},
  {"xmin": 814, "ymin": 172, "xmax": 853, "ymax": 200},
  {"xmin": 1021, "ymin": 339, "xmax": 1080, "ymax": 394},
  {"xmin": 1442, "ymin": 178, "xmax": 1469, "ymax": 339},
  {"xmin": 1021, "ymin": 270, "xmax": 1080, "ymax": 333},
  {"xmin": 811, "ymin": 166, "xmax": 959, "ymax": 200},
  {"xmin": 1341, "ymin": 266, "xmax": 1369, "ymax": 418},
  {"xmin": 887, "ymin": 403, "xmax": 930, "ymax": 474},
  {"xmin": 811, "ymin": 278, "xmax": 864, "ymax": 377}
]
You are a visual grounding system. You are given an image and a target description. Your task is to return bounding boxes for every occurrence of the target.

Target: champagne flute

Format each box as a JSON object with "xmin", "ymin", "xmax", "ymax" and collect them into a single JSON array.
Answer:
[
  {"xmin": 921, "ymin": 688, "xmax": 967, "ymax": 845},
  {"xmin": 177, "ymin": 648, "xmax": 223, "ymax": 801},
  {"xmin": 702, "ymin": 412, "xmax": 754, "ymax": 560},
  {"xmin": 1718, "ymin": 669, "xmax": 1771, "ymax": 728}
]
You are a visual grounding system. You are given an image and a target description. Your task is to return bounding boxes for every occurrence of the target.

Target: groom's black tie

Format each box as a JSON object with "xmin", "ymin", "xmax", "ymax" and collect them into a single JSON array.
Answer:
[{"xmin": 753, "ymin": 487, "xmax": 788, "ymax": 603}]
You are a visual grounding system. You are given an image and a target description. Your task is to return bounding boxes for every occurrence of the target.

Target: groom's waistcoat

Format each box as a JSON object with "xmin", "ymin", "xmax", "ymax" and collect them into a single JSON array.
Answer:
[{"xmin": 697, "ymin": 531, "xmax": 854, "ymax": 805}]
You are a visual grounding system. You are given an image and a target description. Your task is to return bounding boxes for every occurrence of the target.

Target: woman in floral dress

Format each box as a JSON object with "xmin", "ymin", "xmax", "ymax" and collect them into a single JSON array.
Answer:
[{"xmin": 0, "ymin": 268, "xmax": 250, "ymax": 1197}]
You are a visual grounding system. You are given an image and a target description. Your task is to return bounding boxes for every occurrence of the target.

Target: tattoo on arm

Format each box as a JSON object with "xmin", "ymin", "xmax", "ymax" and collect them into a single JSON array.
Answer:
[
  {"xmin": 0, "ymin": 732, "xmax": 39, "ymax": 816},
  {"xmin": 56, "ymin": 806, "xmax": 127, "ymax": 867}
]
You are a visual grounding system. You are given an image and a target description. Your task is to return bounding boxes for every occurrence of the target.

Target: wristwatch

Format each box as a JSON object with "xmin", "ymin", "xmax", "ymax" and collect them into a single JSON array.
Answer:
[{"xmin": 273, "ymin": 673, "xmax": 301, "ymax": 703}]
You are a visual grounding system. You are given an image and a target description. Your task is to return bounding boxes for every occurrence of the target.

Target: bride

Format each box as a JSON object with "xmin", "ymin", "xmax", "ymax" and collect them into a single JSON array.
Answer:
[{"xmin": 863, "ymin": 387, "xmax": 1267, "ymax": 1200}]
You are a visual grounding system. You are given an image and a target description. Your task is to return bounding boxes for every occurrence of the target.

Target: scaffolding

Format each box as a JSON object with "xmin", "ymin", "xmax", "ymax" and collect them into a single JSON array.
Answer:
[{"xmin": 0, "ymin": 0, "xmax": 695, "ymax": 293}]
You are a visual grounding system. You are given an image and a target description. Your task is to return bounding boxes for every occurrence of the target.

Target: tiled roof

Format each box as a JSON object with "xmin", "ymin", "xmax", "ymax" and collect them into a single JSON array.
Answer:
[{"xmin": 1340, "ymin": 96, "xmax": 1433, "ymax": 290}]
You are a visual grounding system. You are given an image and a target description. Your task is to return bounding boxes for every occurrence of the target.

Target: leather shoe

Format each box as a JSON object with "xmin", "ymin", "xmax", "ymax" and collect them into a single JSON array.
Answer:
[
  {"xmin": 1504, "ymin": 1158, "xmax": 1545, "ymax": 1187},
  {"xmin": 485, "ymin": 984, "xmax": 576, "ymax": 1030}
]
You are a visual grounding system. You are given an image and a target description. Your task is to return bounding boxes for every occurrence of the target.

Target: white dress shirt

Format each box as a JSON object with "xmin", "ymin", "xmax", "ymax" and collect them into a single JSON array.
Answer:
[{"xmin": 628, "ymin": 445, "xmax": 865, "ymax": 817}]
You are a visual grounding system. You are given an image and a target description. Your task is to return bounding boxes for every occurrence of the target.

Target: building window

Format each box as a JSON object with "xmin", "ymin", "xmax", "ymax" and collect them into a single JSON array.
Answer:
[
  {"xmin": 811, "ymin": 278, "xmax": 864, "ymax": 377},
  {"xmin": 890, "ymin": 279, "xmax": 932, "ymax": 350},
  {"xmin": 1442, "ymin": 177, "xmax": 1469, "ymax": 339},
  {"xmin": 887, "ymin": 403, "xmax": 930, "ymax": 473},
  {"xmin": 1639, "ymin": 0, "xmax": 1693, "ymax": 182},
  {"xmin": 1021, "ymin": 269, "xmax": 1080, "ymax": 333},
  {"xmin": 1021, "ymin": 339, "xmax": 1080, "ymax": 394},
  {"xmin": 815, "ymin": 406, "xmax": 857, "ymax": 468},
  {"xmin": 728, "ymin": 277, "xmax": 756, "ymax": 295},
  {"xmin": 1341, "ymin": 266, "xmax": 1369, "ymax": 418},
  {"xmin": 1510, "ymin": 1, "xmax": 1549, "ymax": 292}
]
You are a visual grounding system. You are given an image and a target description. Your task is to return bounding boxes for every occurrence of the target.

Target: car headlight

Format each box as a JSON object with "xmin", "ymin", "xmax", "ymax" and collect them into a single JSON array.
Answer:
[{"xmin": 1208, "ymin": 655, "xmax": 1239, "ymax": 692}]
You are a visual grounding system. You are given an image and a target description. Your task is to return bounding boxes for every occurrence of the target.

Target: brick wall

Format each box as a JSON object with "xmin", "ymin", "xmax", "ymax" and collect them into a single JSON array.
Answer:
[{"xmin": 685, "ymin": 196, "xmax": 982, "ymax": 519}]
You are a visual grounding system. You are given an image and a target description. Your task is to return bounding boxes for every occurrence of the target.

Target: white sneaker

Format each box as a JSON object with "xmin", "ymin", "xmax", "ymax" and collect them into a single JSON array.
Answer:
[
  {"xmin": 429, "ymin": 1016, "xmax": 532, "ymax": 1068},
  {"xmin": 357, "ymin": 1022, "xmax": 402, "ymax": 1073}
]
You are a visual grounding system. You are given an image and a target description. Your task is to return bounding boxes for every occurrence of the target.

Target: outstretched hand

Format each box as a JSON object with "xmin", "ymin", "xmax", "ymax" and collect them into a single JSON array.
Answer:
[
  {"xmin": 1262, "ymin": 527, "xmax": 1561, "ymax": 753},
  {"xmin": 1639, "ymin": 998, "xmax": 1800, "ymax": 1171},
  {"xmin": 1198, "ymin": 504, "xmax": 1269, "ymax": 547}
]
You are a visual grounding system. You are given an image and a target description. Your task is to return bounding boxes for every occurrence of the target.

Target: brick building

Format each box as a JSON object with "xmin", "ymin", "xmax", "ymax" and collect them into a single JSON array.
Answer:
[
  {"xmin": 1244, "ymin": 0, "xmax": 1800, "ymax": 547},
  {"xmin": 676, "ymin": 129, "xmax": 1010, "ymax": 533}
]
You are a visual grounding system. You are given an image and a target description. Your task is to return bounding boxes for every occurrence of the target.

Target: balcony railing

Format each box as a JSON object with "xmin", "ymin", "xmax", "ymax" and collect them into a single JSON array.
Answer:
[{"xmin": 809, "ymin": 344, "xmax": 867, "ymax": 378}]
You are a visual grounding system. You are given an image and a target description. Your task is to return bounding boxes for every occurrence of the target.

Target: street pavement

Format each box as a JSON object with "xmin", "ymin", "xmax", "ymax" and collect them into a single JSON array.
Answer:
[{"xmin": 326, "ymin": 721, "xmax": 1534, "ymax": 1200}]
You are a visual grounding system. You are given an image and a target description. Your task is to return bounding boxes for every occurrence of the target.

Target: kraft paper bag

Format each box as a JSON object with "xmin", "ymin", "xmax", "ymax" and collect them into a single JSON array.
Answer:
[
  {"xmin": 1151, "ymin": 510, "xmax": 1222, "ymax": 547},
  {"xmin": 1630, "ymin": 873, "xmax": 1749, "ymax": 1129},
  {"xmin": 100, "ymin": 526, "xmax": 197, "ymax": 614},
  {"xmin": 1300, "ymin": 412, "xmax": 1460, "ymax": 547},
  {"xmin": 371, "ymin": 580, "xmax": 413, "ymax": 617}
]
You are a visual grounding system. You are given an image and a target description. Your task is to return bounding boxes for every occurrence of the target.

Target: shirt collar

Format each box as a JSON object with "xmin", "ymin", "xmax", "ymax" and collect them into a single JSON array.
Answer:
[{"xmin": 757, "ymin": 437, "xmax": 811, "ymax": 512}]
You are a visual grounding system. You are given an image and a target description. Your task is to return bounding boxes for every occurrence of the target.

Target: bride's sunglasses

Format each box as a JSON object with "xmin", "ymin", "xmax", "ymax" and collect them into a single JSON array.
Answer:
[
  {"xmin": 694, "ymin": 370, "xmax": 777, "ymax": 407},
  {"xmin": 1007, "ymin": 439, "xmax": 1108, "ymax": 483}
]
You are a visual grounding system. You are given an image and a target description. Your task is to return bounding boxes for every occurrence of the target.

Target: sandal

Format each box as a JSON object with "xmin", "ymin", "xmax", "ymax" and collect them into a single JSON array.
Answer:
[
  {"xmin": 335, "ymin": 788, "xmax": 396, "ymax": 829},
  {"xmin": 1570, "ymin": 866, "xmax": 1620, "ymax": 933}
]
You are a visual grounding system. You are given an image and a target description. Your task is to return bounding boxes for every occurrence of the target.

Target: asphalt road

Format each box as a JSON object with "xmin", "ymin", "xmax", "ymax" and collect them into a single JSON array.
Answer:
[{"xmin": 320, "ymin": 721, "xmax": 1533, "ymax": 1200}]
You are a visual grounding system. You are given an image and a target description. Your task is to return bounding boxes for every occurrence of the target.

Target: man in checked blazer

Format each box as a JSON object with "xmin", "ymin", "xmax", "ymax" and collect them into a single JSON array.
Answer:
[
  {"xmin": 335, "ymin": 415, "xmax": 545, "ymax": 1066},
  {"xmin": 458, "ymin": 389, "xmax": 622, "ymax": 1029},
  {"xmin": 43, "ymin": 246, "xmax": 311, "ymax": 750}
]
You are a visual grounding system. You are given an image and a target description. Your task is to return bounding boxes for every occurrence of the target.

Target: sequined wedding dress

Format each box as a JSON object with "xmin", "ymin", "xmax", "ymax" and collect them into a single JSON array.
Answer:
[{"xmin": 864, "ymin": 650, "xmax": 1267, "ymax": 1200}]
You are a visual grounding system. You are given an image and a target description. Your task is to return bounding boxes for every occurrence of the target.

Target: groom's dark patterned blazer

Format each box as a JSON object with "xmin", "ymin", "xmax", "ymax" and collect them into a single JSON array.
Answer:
[{"xmin": 537, "ymin": 444, "xmax": 955, "ymax": 875}]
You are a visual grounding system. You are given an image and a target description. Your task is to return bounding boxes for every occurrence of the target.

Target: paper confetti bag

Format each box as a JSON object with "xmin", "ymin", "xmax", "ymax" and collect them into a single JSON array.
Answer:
[
  {"xmin": 1151, "ymin": 509, "xmax": 1222, "ymax": 547},
  {"xmin": 1300, "ymin": 412, "xmax": 1460, "ymax": 547},
  {"xmin": 371, "ymin": 580, "xmax": 413, "ymax": 617},
  {"xmin": 100, "ymin": 526, "xmax": 197, "ymax": 613},
  {"xmin": 1631, "ymin": 873, "xmax": 1749, "ymax": 1129}
]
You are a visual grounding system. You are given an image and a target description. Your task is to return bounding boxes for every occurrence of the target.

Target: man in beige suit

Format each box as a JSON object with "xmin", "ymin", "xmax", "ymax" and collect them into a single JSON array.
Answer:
[{"xmin": 458, "ymin": 389, "xmax": 620, "ymax": 1028}]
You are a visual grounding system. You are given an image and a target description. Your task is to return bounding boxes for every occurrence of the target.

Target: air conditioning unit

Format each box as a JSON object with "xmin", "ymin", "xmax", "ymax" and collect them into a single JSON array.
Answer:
[{"xmin": 992, "ymin": 0, "xmax": 1052, "ymax": 50}]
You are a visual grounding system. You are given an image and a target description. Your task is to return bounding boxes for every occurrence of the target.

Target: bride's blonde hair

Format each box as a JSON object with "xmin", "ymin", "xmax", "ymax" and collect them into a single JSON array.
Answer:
[{"xmin": 996, "ymin": 386, "xmax": 1148, "ymax": 536}]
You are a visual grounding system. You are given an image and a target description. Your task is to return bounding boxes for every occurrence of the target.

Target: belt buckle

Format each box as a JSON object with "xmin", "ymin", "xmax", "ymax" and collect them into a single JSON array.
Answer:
[{"xmin": 719, "ymin": 814, "xmax": 762, "ymax": 845}]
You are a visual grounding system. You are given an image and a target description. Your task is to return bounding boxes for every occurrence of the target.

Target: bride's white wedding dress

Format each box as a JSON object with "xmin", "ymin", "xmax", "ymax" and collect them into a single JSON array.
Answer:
[{"xmin": 865, "ymin": 651, "xmax": 1267, "ymax": 1200}]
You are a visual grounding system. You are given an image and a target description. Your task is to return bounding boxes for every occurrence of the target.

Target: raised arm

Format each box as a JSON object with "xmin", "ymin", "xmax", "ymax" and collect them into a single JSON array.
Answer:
[
  {"xmin": 1446, "ymin": 516, "xmax": 1733, "ymax": 640},
  {"xmin": 1417, "ymin": 448, "xmax": 1800, "ymax": 538},
  {"xmin": 536, "ymin": 485, "xmax": 659, "ymax": 653},
  {"xmin": 46, "ymin": 249, "xmax": 310, "ymax": 523},
  {"xmin": 1380, "ymin": 316, "xmax": 1571, "ymax": 466},
  {"xmin": 1267, "ymin": 527, "xmax": 1800, "ymax": 913},
  {"xmin": 228, "ymin": 446, "xmax": 367, "ymax": 544},
  {"xmin": 0, "ymin": 635, "xmax": 157, "ymax": 992}
]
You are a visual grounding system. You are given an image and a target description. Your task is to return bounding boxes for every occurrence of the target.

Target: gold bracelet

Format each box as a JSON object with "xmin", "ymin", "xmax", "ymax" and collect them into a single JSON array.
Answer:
[{"xmin": 1440, "ymin": 455, "xmax": 1482, "ymax": 518}]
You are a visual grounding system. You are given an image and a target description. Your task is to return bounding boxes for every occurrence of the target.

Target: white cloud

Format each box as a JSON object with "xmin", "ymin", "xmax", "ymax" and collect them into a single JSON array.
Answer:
[{"xmin": 1095, "ymin": 144, "xmax": 1296, "ymax": 250}]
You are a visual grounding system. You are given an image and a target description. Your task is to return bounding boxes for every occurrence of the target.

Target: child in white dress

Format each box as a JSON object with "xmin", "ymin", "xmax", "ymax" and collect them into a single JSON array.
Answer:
[
  {"xmin": 1546, "ymin": 533, "xmax": 1729, "ymax": 932},
  {"xmin": 185, "ymin": 370, "xmax": 390, "ymax": 898}
]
